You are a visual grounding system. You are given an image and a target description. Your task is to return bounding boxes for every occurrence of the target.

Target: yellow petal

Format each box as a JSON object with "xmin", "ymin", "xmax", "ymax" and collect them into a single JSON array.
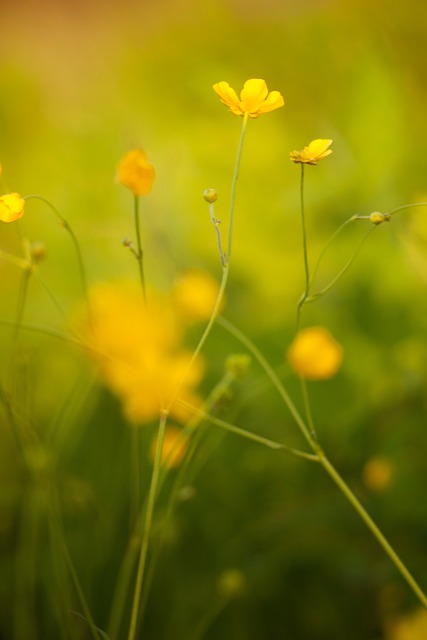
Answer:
[
  {"xmin": 307, "ymin": 139, "xmax": 333, "ymax": 158},
  {"xmin": 117, "ymin": 149, "xmax": 155, "ymax": 196},
  {"xmin": 0, "ymin": 193, "xmax": 25, "ymax": 223},
  {"xmin": 240, "ymin": 79, "xmax": 268, "ymax": 113},
  {"xmin": 256, "ymin": 90, "xmax": 285, "ymax": 114},
  {"xmin": 213, "ymin": 81, "xmax": 243, "ymax": 116},
  {"xmin": 287, "ymin": 326, "xmax": 343, "ymax": 380}
]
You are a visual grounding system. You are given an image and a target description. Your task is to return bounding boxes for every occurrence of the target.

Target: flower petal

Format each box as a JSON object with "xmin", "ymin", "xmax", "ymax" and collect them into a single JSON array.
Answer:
[
  {"xmin": 240, "ymin": 79, "xmax": 269, "ymax": 113},
  {"xmin": 213, "ymin": 81, "xmax": 243, "ymax": 115},
  {"xmin": 256, "ymin": 90, "xmax": 285, "ymax": 114}
]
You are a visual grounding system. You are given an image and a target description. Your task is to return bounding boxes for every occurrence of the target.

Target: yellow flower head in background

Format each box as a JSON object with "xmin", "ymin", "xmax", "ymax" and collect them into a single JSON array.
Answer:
[
  {"xmin": 386, "ymin": 608, "xmax": 427, "ymax": 640},
  {"xmin": 0, "ymin": 193, "xmax": 25, "ymax": 223},
  {"xmin": 287, "ymin": 326, "xmax": 343, "ymax": 380},
  {"xmin": 172, "ymin": 270, "xmax": 222, "ymax": 322},
  {"xmin": 117, "ymin": 149, "xmax": 155, "ymax": 196},
  {"xmin": 213, "ymin": 79, "xmax": 284, "ymax": 118},
  {"xmin": 290, "ymin": 139, "xmax": 333, "ymax": 165},
  {"xmin": 80, "ymin": 282, "xmax": 204, "ymax": 425}
]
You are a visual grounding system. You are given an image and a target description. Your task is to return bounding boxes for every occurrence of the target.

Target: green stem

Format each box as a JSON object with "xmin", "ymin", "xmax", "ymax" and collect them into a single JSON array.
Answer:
[
  {"xmin": 319, "ymin": 454, "xmax": 427, "ymax": 609},
  {"xmin": 217, "ymin": 316, "xmax": 313, "ymax": 447},
  {"xmin": 127, "ymin": 411, "xmax": 167, "ymax": 640},
  {"xmin": 297, "ymin": 164, "xmax": 310, "ymax": 329},
  {"xmin": 389, "ymin": 202, "xmax": 427, "ymax": 216},
  {"xmin": 305, "ymin": 226, "xmax": 377, "ymax": 303},
  {"xmin": 309, "ymin": 216, "xmax": 356, "ymax": 288},
  {"xmin": 23, "ymin": 195, "xmax": 92, "ymax": 319},
  {"xmin": 226, "ymin": 113, "xmax": 249, "ymax": 263},
  {"xmin": 133, "ymin": 195, "xmax": 147, "ymax": 303}
]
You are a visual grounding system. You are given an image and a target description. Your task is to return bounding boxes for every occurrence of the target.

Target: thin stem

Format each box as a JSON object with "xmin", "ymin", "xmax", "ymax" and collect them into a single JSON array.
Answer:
[
  {"xmin": 389, "ymin": 202, "xmax": 427, "ymax": 216},
  {"xmin": 133, "ymin": 195, "xmax": 147, "ymax": 303},
  {"xmin": 309, "ymin": 216, "xmax": 357, "ymax": 288},
  {"xmin": 226, "ymin": 113, "xmax": 249, "ymax": 262},
  {"xmin": 23, "ymin": 195, "xmax": 92, "ymax": 320},
  {"xmin": 127, "ymin": 411, "xmax": 167, "ymax": 640},
  {"xmin": 319, "ymin": 454, "xmax": 427, "ymax": 609},
  {"xmin": 207, "ymin": 201, "xmax": 226, "ymax": 267},
  {"xmin": 296, "ymin": 165, "xmax": 311, "ymax": 329},
  {"xmin": 305, "ymin": 226, "xmax": 377, "ymax": 303},
  {"xmin": 216, "ymin": 316, "xmax": 314, "ymax": 447}
]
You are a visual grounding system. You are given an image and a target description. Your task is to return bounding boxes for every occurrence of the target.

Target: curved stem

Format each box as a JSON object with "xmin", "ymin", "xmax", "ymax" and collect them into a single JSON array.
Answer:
[
  {"xmin": 226, "ymin": 113, "xmax": 249, "ymax": 262},
  {"xmin": 23, "ymin": 195, "xmax": 92, "ymax": 320},
  {"xmin": 389, "ymin": 202, "xmax": 427, "ymax": 216}
]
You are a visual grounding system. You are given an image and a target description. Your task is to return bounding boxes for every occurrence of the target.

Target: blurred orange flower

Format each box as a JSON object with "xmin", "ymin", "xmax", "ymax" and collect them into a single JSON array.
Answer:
[
  {"xmin": 117, "ymin": 149, "xmax": 155, "ymax": 196},
  {"xmin": 0, "ymin": 193, "xmax": 25, "ymax": 223},
  {"xmin": 287, "ymin": 326, "xmax": 343, "ymax": 380},
  {"xmin": 213, "ymin": 79, "xmax": 284, "ymax": 118},
  {"xmin": 81, "ymin": 282, "xmax": 203, "ymax": 425},
  {"xmin": 290, "ymin": 139, "xmax": 333, "ymax": 165}
]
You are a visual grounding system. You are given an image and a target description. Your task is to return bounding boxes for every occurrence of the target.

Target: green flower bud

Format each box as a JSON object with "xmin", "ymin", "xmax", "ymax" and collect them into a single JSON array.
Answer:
[{"xmin": 203, "ymin": 188, "xmax": 218, "ymax": 204}]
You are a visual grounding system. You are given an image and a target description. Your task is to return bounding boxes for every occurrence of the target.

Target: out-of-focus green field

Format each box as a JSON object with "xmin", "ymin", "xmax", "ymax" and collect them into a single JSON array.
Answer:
[{"xmin": 1, "ymin": 1, "xmax": 427, "ymax": 638}]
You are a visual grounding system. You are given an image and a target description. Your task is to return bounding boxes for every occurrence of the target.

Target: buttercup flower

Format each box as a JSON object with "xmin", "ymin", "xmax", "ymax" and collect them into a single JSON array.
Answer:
[
  {"xmin": 290, "ymin": 139, "xmax": 333, "ymax": 165},
  {"xmin": 213, "ymin": 79, "xmax": 284, "ymax": 118},
  {"xmin": 117, "ymin": 149, "xmax": 155, "ymax": 196},
  {"xmin": 287, "ymin": 326, "xmax": 343, "ymax": 380},
  {"xmin": 0, "ymin": 193, "xmax": 25, "ymax": 223},
  {"xmin": 80, "ymin": 282, "xmax": 204, "ymax": 425}
]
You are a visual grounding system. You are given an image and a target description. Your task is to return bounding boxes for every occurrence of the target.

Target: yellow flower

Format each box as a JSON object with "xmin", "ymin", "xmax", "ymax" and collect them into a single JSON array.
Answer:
[
  {"xmin": 213, "ymin": 79, "xmax": 284, "ymax": 118},
  {"xmin": 0, "ymin": 193, "xmax": 25, "ymax": 223},
  {"xmin": 117, "ymin": 149, "xmax": 155, "ymax": 196},
  {"xmin": 362, "ymin": 456, "xmax": 394, "ymax": 492},
  {"xmin": 172, "ymin": 270, "xmax": 222, "ymax": 321},
  {"xmin": 290, "ymin": 139, "xmax": 333, "ymax": 165},
  {"xmin": 287, "ymin": 326, "xmax": 343, "ymax": 380},
  {"xmin": 80, "ymin": 282, "xmax": 204, "ymax": 425},
  {"xmin": 150, "ymin": 425, "xmax": 189, "ymax": 469},
  {"xmin": 386, "ymin": 608, "xmax": 427, "ymax": 640}
]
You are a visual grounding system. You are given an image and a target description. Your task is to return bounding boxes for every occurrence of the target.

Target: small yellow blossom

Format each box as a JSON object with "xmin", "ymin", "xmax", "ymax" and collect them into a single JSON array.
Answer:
[
  {"xmin": 290, "ymin": 139, "xmax": 333, "ymax": 165},
  {"xmin": 287, "ymin": 326, "xmax": 343, "ymax": 380},
  {"xmin": 362, "ymin": 456, "xmax": 394, "ymax": 492},
  {"xmin": 80, "ymin": 282, "xmax": 203, "ymax": 425},
  {"xmin": 117, "ymin": 149, "xmax": 155, "ymax": 196},
  {"xmin": 386, "ymin": 608, "xmax": 427, "ymax": 640},
  {"xmin": 0, "ymin": 193, "xmax": 25, "ymax": 223},
  {"xmin": 172, "ymin": 270, "xmax": 222, "ymax": 321},
  {"xmin": 213, "ymin": 79, "xmax": 284, "ymax": 118},
  {"xmin": 150, "ymin": 425, "xmax": 189, "ymax": 469}
]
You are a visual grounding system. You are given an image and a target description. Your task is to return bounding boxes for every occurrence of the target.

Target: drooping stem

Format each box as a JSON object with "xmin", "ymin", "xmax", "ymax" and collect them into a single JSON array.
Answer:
[{"xmin": 23, "ymin": 195, "xmax": 92, "ymax": 321}]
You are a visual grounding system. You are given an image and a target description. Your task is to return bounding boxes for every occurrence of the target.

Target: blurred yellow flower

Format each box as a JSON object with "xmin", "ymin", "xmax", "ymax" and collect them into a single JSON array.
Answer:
[
  {"xmin": 117, "ymin": 149, "xmax": 155, "ymax": 196},
  {"xmin": 362, "ymin": 456, "xmax": 394, "ymax": 492},
  {"xmin": 172, "ymin": 270, "xmax": 222, "ymax": 321},
  {"xmin": 386, "ymin": 608, "xmax": 427, "ymax": 640},
  {"xmin": 213, "ymin": 79, "xmax": 284, "ymax": 118},
  {"xmin": 80, "ymin": 282, "xmax": 203, "ymax": 425},
  {"xmin": 0, "ymin": 193, "xmax": 25, "ymax": 223},
  {"xmin": 287, "ymin": 326, "xmax": 343, "ymax": 380},
  {"xmin": 150, "ymin": 425, "xmax": 189, "ymax": 469},
  {"xmin": 290, "ymin": 139, "xmax": 333, "ymax": 165}
]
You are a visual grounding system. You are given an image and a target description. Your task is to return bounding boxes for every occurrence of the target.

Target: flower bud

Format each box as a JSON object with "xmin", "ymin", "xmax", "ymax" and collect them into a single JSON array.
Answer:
[
  {"xmin": 203, "ymin": 188, "xmax": 218, "ymax": 204},
  {"xmin": 369, "ymin": 212, "xmax": 391, "ymax": 225},
  {"xmin": 30, "ymin": 241, "xmax": 47, "ymax": 263},
  {"xmin": 225, "ymin": 353, "xmax": 251, "ymax": 378}
]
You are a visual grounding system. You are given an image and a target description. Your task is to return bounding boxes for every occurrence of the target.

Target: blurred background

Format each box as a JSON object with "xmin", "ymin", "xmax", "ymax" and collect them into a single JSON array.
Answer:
[{"xmin": 1, "ymin": 0, "xmax": 427, "ymax": 638}]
